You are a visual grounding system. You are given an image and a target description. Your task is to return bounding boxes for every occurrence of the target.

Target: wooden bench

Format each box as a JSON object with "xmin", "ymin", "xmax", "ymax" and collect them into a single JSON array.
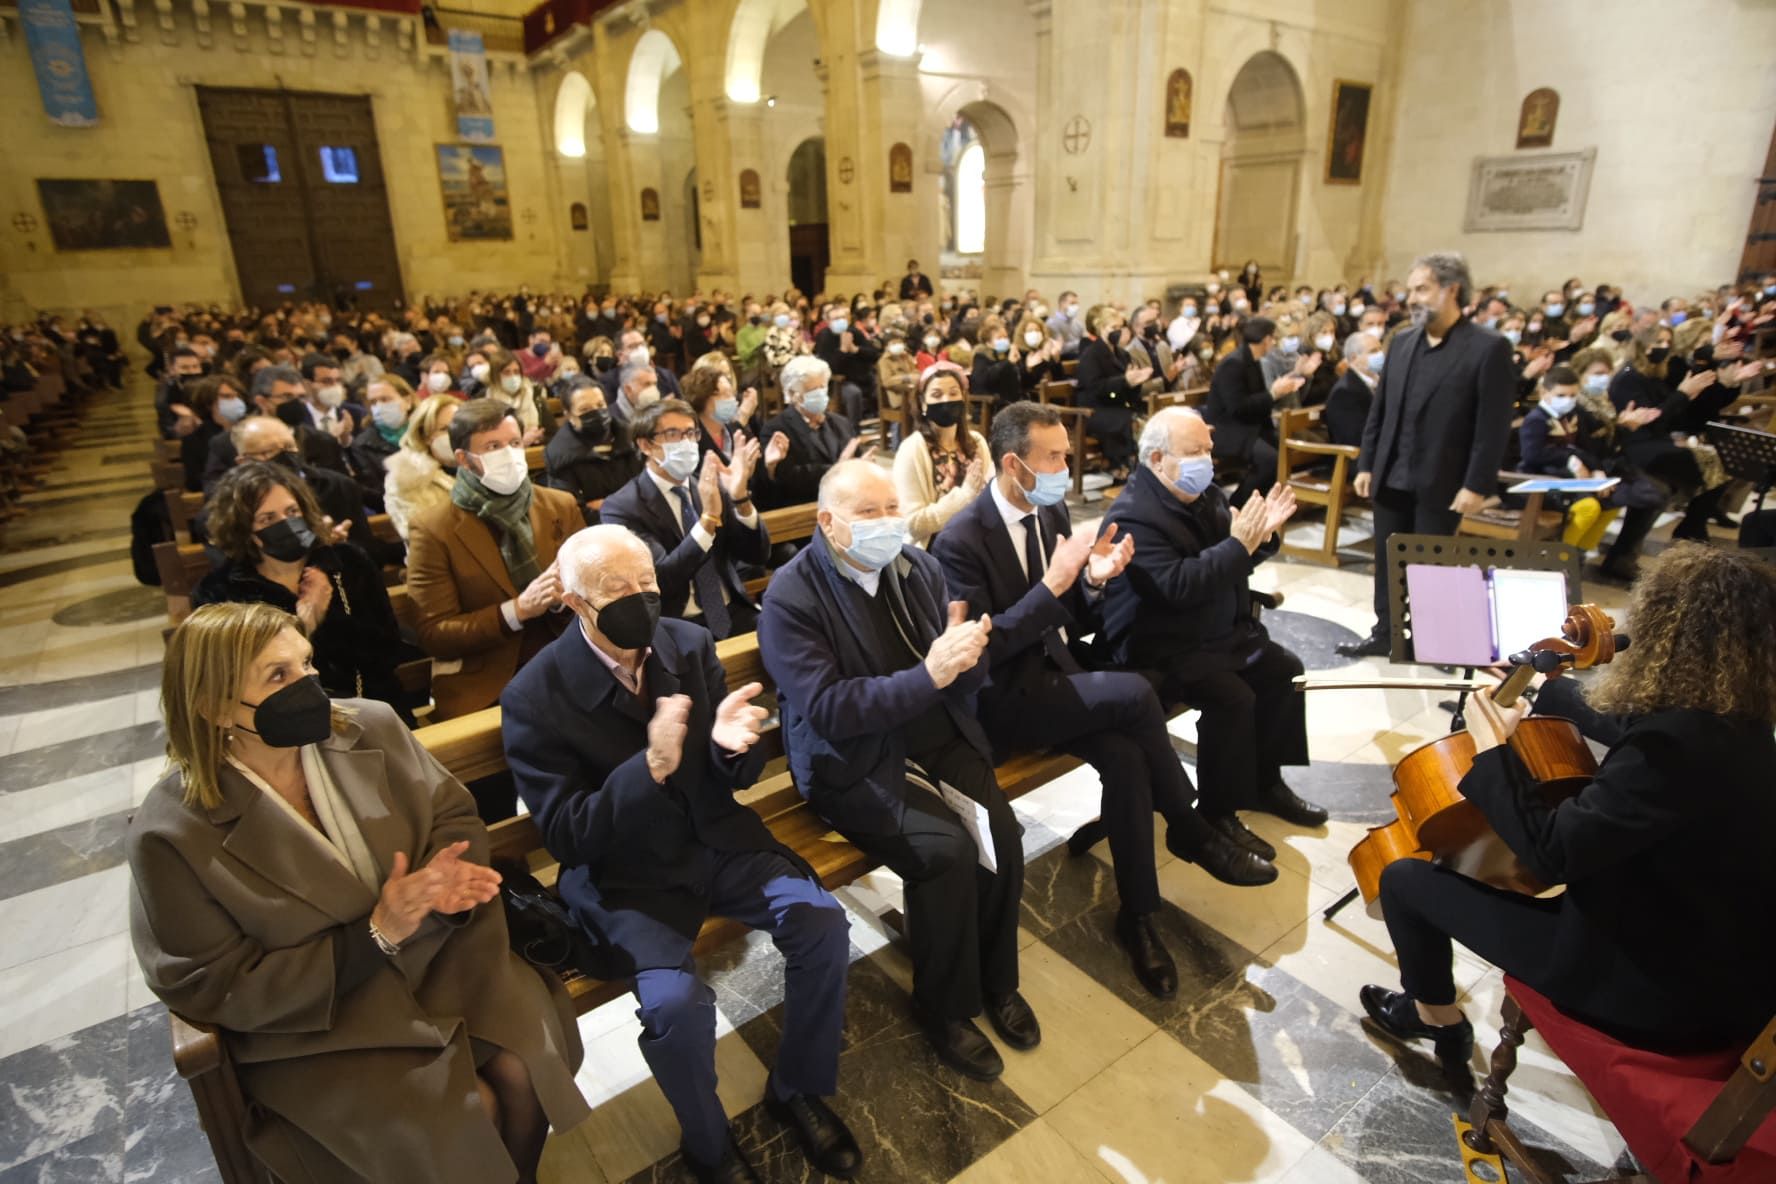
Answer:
[
  {"xmin": 1458, "ymin": 470, "xmax": 1566, "ymax": 541},
  {"xmin": 1274, "ymin": 405, "xmax": 1363, "ymax": 566}
]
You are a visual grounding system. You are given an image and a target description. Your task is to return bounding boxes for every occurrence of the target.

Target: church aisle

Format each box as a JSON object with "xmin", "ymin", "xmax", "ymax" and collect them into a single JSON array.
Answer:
[{"xmin": 0, "ymin": 382, "xmax": 1636, "ymax": 1183}]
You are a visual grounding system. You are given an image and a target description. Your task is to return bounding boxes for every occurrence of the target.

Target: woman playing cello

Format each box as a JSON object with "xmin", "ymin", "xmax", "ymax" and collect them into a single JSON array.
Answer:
[{"xmin": 1361, "ymin": 543, "xmax": 1776, "ymax": 1066}]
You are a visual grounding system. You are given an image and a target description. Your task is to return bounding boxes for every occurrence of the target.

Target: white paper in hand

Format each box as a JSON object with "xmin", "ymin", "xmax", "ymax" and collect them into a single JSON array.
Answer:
[{"xmin": 938, "ymin": 780, "xmax": 998, "ymax": 874}]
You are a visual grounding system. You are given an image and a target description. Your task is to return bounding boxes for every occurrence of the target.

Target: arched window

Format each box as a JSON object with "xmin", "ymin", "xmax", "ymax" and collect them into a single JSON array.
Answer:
[
  {"xmin": 940, "ymin": 115, "xmax": 984, "ymax": 257},
  {"xmin": 553, "ymin": 72, "xmax": 593, "ymax": 158}
]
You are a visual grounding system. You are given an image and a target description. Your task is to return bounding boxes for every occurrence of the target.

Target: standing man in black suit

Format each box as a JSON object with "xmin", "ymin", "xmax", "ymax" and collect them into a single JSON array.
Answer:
[
  {"xmin": 600, "ymin": 399, "xmax": 770, "ymax": 640},
  {"xmin": 502, "ymin": 525, "xmax": 861, "ymax": 1184},
  {"xmin": 1323, "ymin": 331, "xmax": 1382, "ymax": 448},
  {"xmin": 930, "ymin": 405, "xmax": 1276, "ymax": 997},
  {"xmin": 1204, "ymin": 317, "xmax": 1314, "ymax": 507},
  {"xmin": 1340, "ymin": 251, "xmax": 1515, "ymax": 657}
]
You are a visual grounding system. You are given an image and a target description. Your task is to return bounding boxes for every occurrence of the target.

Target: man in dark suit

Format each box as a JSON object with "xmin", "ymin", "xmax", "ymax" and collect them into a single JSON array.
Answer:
[
  {"xmin": 1101, "ymin": 407, "xmax": 1325, "ymax": 858},
  {"xmin": 755, "ymin": 356, "xmax": 870, "ymax": 509},
  {"xmin": 597, "ymin": 327, "xmax": 683, "ymax": 404},
  {"xmin": 204, "ymin": 365, "xmax": 351, "ymax": 492},
  {"xmin": 931, "ymin": 405, "xmax": 1276, "ymax": 997},
  {"xmin": 501, "ymin": 525, "xmax": 861, "ymax": 1184},
  {"xmin": 899, "ymin": 259, "xmax": 935, "ymax": 302},
  {"xmin": 1324, "ymin": 331, "xmax": 1382, "ymax": 448},
  {"xmin": 759, "ymin": 460, "xmax": 1034, "ymax": 1082},
  {"xmin": 814, "ymin": 306, "xmax": 882, "ymax": 427},
  {"xmin": 1342, "ymin": 251, "xmax": 1515, "ymax": 657},
  {"xmin": 1204, "ymin": 317, "xmax": 1312, "ymax": 507},
  {"xmin": 203, "ymin": 415, "xmax": 367, "ymax": 547},
  {"xmin": 542, "ymin": 379, "xmax": 643, "ymax": 525},
  {"xmin": 600, "ymin": 398, "xmax": 770, "ymax": 639}
]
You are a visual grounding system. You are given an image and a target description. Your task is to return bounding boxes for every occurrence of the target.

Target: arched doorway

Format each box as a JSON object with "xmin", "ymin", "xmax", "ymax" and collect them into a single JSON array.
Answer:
[
  {"xmin": 1213, "ymin": 51, "xmax": 1305, "ymax": 285},
  {"xmin": 787, "ymin": 137, "xmax": 828, "ymax": 295},
  {"xmin": 937, "ymin": 101, "xmax": 1020, "ymax": 297}
]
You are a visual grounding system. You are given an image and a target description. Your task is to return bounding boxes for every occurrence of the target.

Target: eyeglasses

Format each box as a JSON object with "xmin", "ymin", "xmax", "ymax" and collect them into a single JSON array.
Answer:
[{"xmin": 648, "ymin": 426, "xmax": 702, "ymax": 445}]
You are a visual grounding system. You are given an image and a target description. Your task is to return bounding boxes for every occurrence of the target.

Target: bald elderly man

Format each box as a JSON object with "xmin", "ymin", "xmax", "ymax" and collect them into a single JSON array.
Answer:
[
  {"xmin": 759, "ymin": 460, "xmax": 1034, "ymax": 1083},
  {"xmin": 194, "ymin": 415, "xmax": 366, "ymax": 548},
  {"xmin": 500, "ymin": 525, "xmax": 860, "ymax": 1184}
]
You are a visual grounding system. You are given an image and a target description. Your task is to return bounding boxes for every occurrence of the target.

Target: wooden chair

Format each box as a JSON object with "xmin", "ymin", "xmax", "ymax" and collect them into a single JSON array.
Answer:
[
  {"xmin": 1274, "ymin": 406, "xmax": 1363, "ymax": 566},
  {"xmin": 1458, "ymin": 471, "xmax": 1566, "ymax": 541},
  {"xmin": 1467, "ymin": 977, "xmax": 1776, "ymax": 1183}
]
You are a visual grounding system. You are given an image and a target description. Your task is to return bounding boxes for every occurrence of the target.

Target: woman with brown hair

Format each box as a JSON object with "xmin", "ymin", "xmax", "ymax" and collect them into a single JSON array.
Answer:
[
  {"xmin": 892, "ymin": 360, "xmax": 989, "ymax": 546},
  {"xmin": 1608, "ymin": 323, "xmax": 1726, "ymax": 543},
  {"xmin": 1362, "ymin": 543, "xmax": 1776, "ymax": 1065},
  {"xmin": 180, "ymin": 373, "xmax": 250, "ymax": 492},
  {"xmin": 129, "ymin": 602, "xmax": 589, "ymax": 1184},
  {"xmin": 1013, "ymin": 314, "xmax": 1063, "ymax": 398}
]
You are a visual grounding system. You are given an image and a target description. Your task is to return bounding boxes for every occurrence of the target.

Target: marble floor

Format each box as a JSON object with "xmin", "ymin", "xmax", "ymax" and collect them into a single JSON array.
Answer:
[{"xmin": 0, "ymin": 380, "xmax": 1657, "ymax": 1183}]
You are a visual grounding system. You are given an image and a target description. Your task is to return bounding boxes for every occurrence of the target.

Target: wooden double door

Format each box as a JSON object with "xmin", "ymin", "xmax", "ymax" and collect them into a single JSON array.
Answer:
[{"xmin": 197, "ymin": 87, "xmax": 404, "ymax": 311}]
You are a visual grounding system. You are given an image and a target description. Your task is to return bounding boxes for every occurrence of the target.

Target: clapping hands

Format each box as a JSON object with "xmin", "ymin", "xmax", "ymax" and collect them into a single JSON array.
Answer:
[{"xmin": 1230, "ymin": 483, "xmax": 1297, "ymax": 553}]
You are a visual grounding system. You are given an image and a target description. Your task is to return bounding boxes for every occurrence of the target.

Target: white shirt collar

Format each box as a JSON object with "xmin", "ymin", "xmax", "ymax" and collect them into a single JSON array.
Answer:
[{"xmin": 990, "ymin": 476, "xmax": 1034, "ymax": 530}]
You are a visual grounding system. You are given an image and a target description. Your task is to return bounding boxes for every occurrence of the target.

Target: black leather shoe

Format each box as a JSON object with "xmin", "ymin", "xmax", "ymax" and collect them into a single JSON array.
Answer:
[
  {"xmin": 1336, "ymin": 629, "xmax": 1390, "ymax": 658},
  {"xmin": 1255, "ymin": 782, "xmax": 1329, "ymax": 828},
  {"xmin": 1115, "ymin": 909, "xmax": 1178, "ymax": 999},
  {"xmin": 1359, "ymin": 984, "xmax": 1474, "ymax": 1065},
  {"xmin": 915, "ymin": 1009, "xmax": 1004, "ymax": 1081},
  {"xmin": 984, "ymin": 990, "xmax": 1042, "ymax": 1051},
  {"xmin": 1167, "ymin": 823, "xmax": 1278, "ymax": 886},
  {"xmin": 764, "ymin": 1088, "xmax": 862, "ymax": 1179},
  {"xmin": 684, "ymin": 1132, "xmax": 762, "ymax": 1184},
  {"xmin": 1206, "ymin": 813, "xmax": 1276, "ymax": 861}
]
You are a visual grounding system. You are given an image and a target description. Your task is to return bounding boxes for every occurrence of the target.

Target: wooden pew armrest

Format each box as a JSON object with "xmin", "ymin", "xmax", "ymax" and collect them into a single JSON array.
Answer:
[
  {"xmin": 171, "ymin": 1011, "xmax": 223, "ymax": 1078},
  {"xmin": 1281, "ymin": 440, "xmax": 1360, "ymax": 460}
]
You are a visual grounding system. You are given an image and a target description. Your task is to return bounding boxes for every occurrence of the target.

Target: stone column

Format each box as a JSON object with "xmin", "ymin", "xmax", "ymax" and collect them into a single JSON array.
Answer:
[{"xmin": 688, "ymin": 92, "xmax": 758, "ymax": 292}]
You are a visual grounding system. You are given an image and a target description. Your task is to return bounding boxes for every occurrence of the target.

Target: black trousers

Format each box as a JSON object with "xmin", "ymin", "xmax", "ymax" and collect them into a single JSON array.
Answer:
[
  {"xmin": 982, "ymin": 668, "xmax": 1195, "ymax": 915},
  {"xmin": 1369, "ymin": 485, "xmax": 1462, "ymax": 627},
  {"xmin": 846, "ymin": 736, "xmax": 1024, "ymax": 1021},
  {"xmin": 1086, "ymin": 407, "xmax": 1136, "ymax": 468},
  {"xmin": 1159, "ymin": 640, "xmax": 1308, "ymax": 817},
  {"xmin": 1222, "ymin": 437, "xmax": 1279, "ymax": 510}
]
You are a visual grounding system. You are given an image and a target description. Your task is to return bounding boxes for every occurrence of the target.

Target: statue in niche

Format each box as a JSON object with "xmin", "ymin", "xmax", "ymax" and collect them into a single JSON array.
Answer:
[
  {"xmin": 1165, "ymin": 69, "xmax": 1192, "ymax": 138},
  {"xmin": 1516, "ymin": 87, "xmax": 1559, "ymax": 149},
  {"xmin": 739, "ymin": 169, "xmax": 761, "ymax": 209},
  {"xmin": 569, "ymin": 202, "xmax": 588, "ymax": 231},
  {"xmin": 889, "ymin": 143, "xmax": 913, "ymax": 193},
  {"xmin": 640, "ymin": 187, "xmax": 660, "ymax": 222}
]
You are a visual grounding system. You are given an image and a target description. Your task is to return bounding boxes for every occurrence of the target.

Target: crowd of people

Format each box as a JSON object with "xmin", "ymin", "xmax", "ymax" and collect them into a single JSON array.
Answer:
[{"xmin": 3, "ymin": 250, "xmax": 1768, "ymax": 1183}]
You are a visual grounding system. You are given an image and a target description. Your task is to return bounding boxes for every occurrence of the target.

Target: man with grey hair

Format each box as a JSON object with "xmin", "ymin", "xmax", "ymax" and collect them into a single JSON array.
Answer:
[
  {"xmin": 1324, "ymin": 330, "xmax": 1383, "ymax": 447},
  {"xmin": 756, "ymin": 355, "xmax": 872, "ymax": 508},
  {"xmin": 204, "ymin": 364, "xmax": 349, "ymax": 492},
  {"xmin": 1340, "ymin": 250, "xmax": 1515, "ymax": 657},
  {"xmin": 610, "ymin": 360, "xmax": 661, "ymax": 427},
  {"xmin": 597, "ymin": 325, "xmax": 683, "ymax": 405},
  {"xmin": 502, "ymin": 523, "xmax": 863, "ymax": 1184},
  {"xmin": 1102, "ymin": 407, "xmax": 1325, "ymax": 849}
]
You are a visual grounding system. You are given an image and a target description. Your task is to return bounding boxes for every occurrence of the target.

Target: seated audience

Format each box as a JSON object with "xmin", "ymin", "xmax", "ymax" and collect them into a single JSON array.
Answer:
[
  {"xmin": 876, "ymin": 327, "xmax": 919, "ymax": 422},
  {"xmin": 759, "ymin": 460, "xmax": 1036, "ymax": 1083},
  {"xmin": 1127, "ymin": 305, "xmax": 1185, "ymax": 398},
  {"xmin": 1325, "ymin": 332, "xmax": 1381, "ymax": 448},
  {"xmin": 1014, "ymin": 316, "xmax": 1064, "ymax": 397},
  {"xmin": 893, "ymin": 362, "xmax": 989, "ymax": 547},
  {"xmin": 970, "ymin": 317, "xmax": 1022, "ymax": 412},
  {"xmin": 1206, "ymin": 317, "xmax": 1314, "ymax": 505},
  {"xmin": 599, "ymin": 328, "xmax": 683, "ymax": 403},
  {"xmin": 543, "ymin": 380, "xmax": 641, "ymax": 525},
  {"xmin": 814, "ymin": 303, "xmax": 881, "ymax": 425},
  {"xmin": 405, "ymin": 399, "xmax": 581, "ymax": 723},
  {"xmin": 1073, "ymin": 305, "xmax": 1148, "ymax": 478},
  {"xmin": 1608, "ymin": 324, "xmax": 1729, "ymax": 544},
  {"xmin": 756, "ymin": 356, "xmax": 867, "ymax": 509},
  {"xmin": 224, "ymin": 416, "xmax": 367, "ymax": 543},
  {"xmin": 180, "ymin": 374, "xmax": 248, "ymax": 492},
  {"xmin": 296, "ymin": 351, "xmax": 360, "ymax": 448},
  {"xmin": 383, "ymin": 393, "xmax": 462, "ymax": 542},
  {"xmin": 128, "ymin": 602, "xmax": 589, "ymax": 1184},
  {"xmin": 155, "ymin": 345, "xmax": 206, "ymax": 439},
  {"xmin": 600, "ymin": 398, "xmax": 769, "ymax": 640},
  {"xmin": 1101, "ymin": 408, "xmax": 1326, "ymax": 858},
  {"xmin": 682, "ymin": 366, "xmax": 750, "ymax": 464},
  {"xmin": 205, "ymin": 365, "xmax": 350, "ymax": 491},
  {"xmin": 501, "ymin": 526, "xmax": 860, "ymax": 1184},
  {"xmin": 484, "ymin": 349, "xmax": 553, "ymax": 446},
  {"xmin": 347, "ymin": 374, "xmax": 416, "ymax": 508}
]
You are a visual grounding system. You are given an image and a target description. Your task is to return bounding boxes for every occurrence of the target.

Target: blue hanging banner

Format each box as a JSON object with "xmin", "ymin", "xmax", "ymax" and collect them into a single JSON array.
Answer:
[
  {"xmin": 19, "ymin": 0, "xmax": 99, "ymax": 128},
  {"xmin": 448, "ymin": 29, "xmax": 495, "ymax": 143}
]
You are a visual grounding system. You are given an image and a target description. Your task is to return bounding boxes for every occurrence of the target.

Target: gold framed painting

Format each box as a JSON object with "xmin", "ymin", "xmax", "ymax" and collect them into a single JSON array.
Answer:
[
  {"xmin": 1325, "ymin": 80, "xmax": 1372, "ymax": 185},
  {"xmin": 435, "ymin": 144, "xmax": 512, "ymax": 241}
]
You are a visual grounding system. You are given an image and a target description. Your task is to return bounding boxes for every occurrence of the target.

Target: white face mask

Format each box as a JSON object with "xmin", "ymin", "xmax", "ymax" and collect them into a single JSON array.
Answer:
[
  {"xmin": 316, "ymin": 384, "xmax": 346, "ymax": 409},
  {"xmin": 473, "ymin": 444, "xmax": 528, "ymax": 495},
  {"xmin": 924, "ymin": 335, "xmax": 941, "ymax": 350},
  {"xmin": 1024, "ymin": 330, "xmax": 1043, "ymax": 348},
  {"xmin": 631, "ymin": 385, "xmax": 661, "ymax": 410},
  {"xmin": 629, "ymin": 344, "xmax": 651, "ymax": 367},
  {"xmin": 1314, "ymin": 333, "xmax": 1336, "ymax": 352},
  {"xmin": 500, "ymin": 374, "xmax": 523, "ymax": 395},
  {"xmin": 887, "ymin": 341, "xmax": 907, "ymax": 355},
  {"xmin": 426, "ymin": 371, "xmax": 452, "ymax": 393},
  {"xmin": 470, "ymin": 362, "xmax": 492, "ymax": 384},
  {"xmin": 430, "ymin": 433, "xmax": 455, "ymax": 464}
]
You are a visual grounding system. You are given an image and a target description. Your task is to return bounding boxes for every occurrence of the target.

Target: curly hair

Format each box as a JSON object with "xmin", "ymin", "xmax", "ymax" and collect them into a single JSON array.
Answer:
[
  {"xmin": 208, "ymin": 460, "xmax": 326, "ymax": 566},
  {"xmin": 1587, "ymin": 543, "xmax": 1776, "ymax": 725}
]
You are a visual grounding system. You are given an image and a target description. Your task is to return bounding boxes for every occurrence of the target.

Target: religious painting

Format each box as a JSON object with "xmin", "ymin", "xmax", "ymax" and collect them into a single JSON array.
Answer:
[
  {"xmin": 889, "ymin": 142, "xmax": 913, "ymax": 193},
  {"xmin": 640, "ymin": 187, "xmax": 660, "ymax": 221},
  {"xmin": 1164, "ymin": 68, "xmax": 1192, "ymax": 138},
  {"xmin": 569, "ymin": 201, "xmax": 588, "ymax": 231},
  {"xmin": 738, "ymin": 168, "xmax": 761, "ymax": 209},
  {"xmin": 1464, "ymin": 148, "xmax": 1596, "ymax": 232},
  {"xmin": 1325, "ymin": 80, "xmax": 1371, "ymax": 184},
  {"xmin": 1516, "ymin": 87, "xmax": 1559, "ymax": 149},
  {"xmin": 36, "ymin": 179, "xmax": 172, "ymax": 251},
  {"xmin": 434, "ymin": 144, "xmax": 512, "ymax": 241}
]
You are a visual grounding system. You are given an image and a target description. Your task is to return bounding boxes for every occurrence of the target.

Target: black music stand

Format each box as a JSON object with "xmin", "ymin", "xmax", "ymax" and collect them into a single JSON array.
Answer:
[
  {"xmin": 1705, "ymin": 422, "xmax": 1776, "ymax": 514},
  {"xmin": 1320, "ymin": 532, "xmax": 1585, "ymax": 922}
]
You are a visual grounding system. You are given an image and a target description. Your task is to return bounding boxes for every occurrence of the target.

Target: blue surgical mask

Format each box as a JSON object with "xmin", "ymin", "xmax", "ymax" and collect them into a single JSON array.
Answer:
[
  {"xmin": 1583, "ymin": 372, "xmax": 1609, "ymax": 395},
  {"xmin": 217, "ymin": 395, "xmax": 248, "ymax": 423},
  {"xmin": 829, "ymin": 317, "xmax": 850, "ymax": 335},
  {"xmin": 1545, "ymin": 302, "xmax": 1565, "ymax": 318},
  {"xmin": 712, "ymin": 396, "xmax": 739, "ymax": 424},
  {"xmin": 1667, "ymin": 311, "xmax": 1688, "ymax": 326},
  {"xmin": 1017, "ymin": 456, "xmax": 1070, "ymax": 507},
  {"xmin": 1171, "ymin": 455, "xmax": 1215, "ymax": 497},
  {"xmin": 774, "ymin": 313, "xmax": 791, "ymax": 328},
  {"xmin": 1330, "ymin": 302, "xmax": 1347, "ymax": 316},
  {"xmin": 1366, "ymin": 350, "xmax": 1386, "ymax": 374},
  {"xmin": 531, "ymin": 342, "xmax": 551, "ymax": 358},
  {"xmin": 655, "ymin": 439, "xmax": 700, "ymax": 482},
  {"xmin": 839, "ymin": 515, "xmax": 907, "ymax": 571},
  {"xmin": 1576, "ymin": 302, "xmax": 1595, "ymax": 317},
  {"xmin": 1503, "ymin": 329, "xmax": 1522, "ymax": 346},
  {"xmin": 1542, "ymin": 394, "xmax": 1577, "ymax": 418},
  {"xmin": 800, "ymin": 387, "xmax": 830, "ymax": 416},
  {"xmin": 1280, "ymin": 335, "xmax": 1300, "ymax": 353},
  {"xmin": 447, "ymin": 334, "xmax": 465, "ymax": 347},
  {"xmin": 371, "ymin": 400, "xmax": 408, "ymax": 430}
]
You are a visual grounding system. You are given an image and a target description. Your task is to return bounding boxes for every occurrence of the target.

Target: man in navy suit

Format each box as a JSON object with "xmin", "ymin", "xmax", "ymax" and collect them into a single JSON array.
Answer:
[
  {"xmin": 599, "ymin": 398, "xmax": 769, "ymax": 639},
  {"xmin": 930, "ymin": 405, "xmax": 1277, "ymax": 999},
  {"xmin": 758, "ymin": 460, "xmax": 1033, "ymax": 1083},
  {"xmin": 501, "ymin": 526, "xmax": 860, "ymax": 1184},
  {"xmin": 1100, "ymin": 407, "xmax": 1325, "ymax": 862}
]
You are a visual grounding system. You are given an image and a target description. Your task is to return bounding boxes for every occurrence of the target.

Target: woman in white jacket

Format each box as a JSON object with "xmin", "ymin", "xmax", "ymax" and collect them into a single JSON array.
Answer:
[
  {"xmin": 382, "ymin": 394, "xmax": 462, "ymax": 541},
  {"xmin": 893, "ymin": 361, "xmax": 989, "ymax": 547}
]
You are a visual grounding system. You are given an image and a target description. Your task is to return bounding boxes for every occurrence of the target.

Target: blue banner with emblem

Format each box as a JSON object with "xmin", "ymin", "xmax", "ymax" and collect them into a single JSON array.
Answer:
[
  {"xmin": 448, "ymin": 29, "xmax": 495, "ymax": 143},
  {"xmin": 20, "ymin": 0, "xmax": 99, "ymax": 128}
]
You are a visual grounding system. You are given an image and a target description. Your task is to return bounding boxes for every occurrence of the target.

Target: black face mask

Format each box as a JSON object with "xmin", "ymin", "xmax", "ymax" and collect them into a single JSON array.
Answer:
[
  {"xmin": 924, "ymin": 400, "xmax": 964, "ymax": 428},
  {"xmin": 270, "ymin": 448, "xmax": 305, "ymax": 477},
  {"xmin": 332, "ymin": 347, "xmax": 351, "ymax": 361},
  {"xmin": 750, "ymin": 315, "xmax": 764, "ymax": 326},
  {"xmin": 1610, "ymin": 329, "xmax": 1633, "ymax": 343},
  {"xmin": 1648, "ymin": 346, "xmax": 1670, "ymax": 364},
  {"xmin": 239, "ymin": 676, "xmax": 332, "ymax": 747},
  {"xmin": 595, "ymin": 590, "xmax": 661, "ymax": 650},
  {"xmin": 1142, "ymin": 322, "xmax": 1160, "ymax": 340},
  {"xmin": 592, "ymin": 354, "xmax": 616, "ymax": 374},
  {"xmin": 571, "ymin": 411, "xmax": 611, "ymax": 443},
  {"xmin": 256, "ymin": 516, "xmax": 316, "ymax": 562}
]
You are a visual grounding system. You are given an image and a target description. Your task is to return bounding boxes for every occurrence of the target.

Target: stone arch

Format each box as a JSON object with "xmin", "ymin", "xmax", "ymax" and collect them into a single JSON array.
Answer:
[
  {"xmin": 625, "ymin": 28, "xmax": 685, "ymax": 135},
  {"xmin": 1213, "ymin": 50, "xmax": 1307, "ymax": 282},
  {"xmin": 725, "ymin": 0, "xmax": 811, "ymax": 104},
  {"xmin": 553, "ymin": 70, "xmax": 594, "ymax": 158},
  {"xmin": 874, "ymin": 0, "xmax": 920, "ymax": 57},
  {"xmin": 929, "ymin": 84, "xmax": 1028, "ymax": 295}
]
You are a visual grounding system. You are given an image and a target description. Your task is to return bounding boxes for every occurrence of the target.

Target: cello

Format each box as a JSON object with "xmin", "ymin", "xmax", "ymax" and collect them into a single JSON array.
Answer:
[{"xmin": 1343, "ymin": 603, "xmax": 1623, "ymax": 911}]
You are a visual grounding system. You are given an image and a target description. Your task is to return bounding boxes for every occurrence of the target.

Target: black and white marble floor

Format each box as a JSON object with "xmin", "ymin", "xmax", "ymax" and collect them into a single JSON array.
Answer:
[{"xmin": 0, "ymin": 380, "xmax": 1653, "ymax": 1182}]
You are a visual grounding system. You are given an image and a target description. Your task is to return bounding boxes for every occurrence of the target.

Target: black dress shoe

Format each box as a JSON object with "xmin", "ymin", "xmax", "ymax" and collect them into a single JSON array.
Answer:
[
  {"xmin": 915, "ymin": 1009, "xmax": 1004, "ymax": 1080},
  {"xmin": 1206, "ymin": 813, "xmax": 1276, "ymax": 861},
  {"xmin": 984, "ymin": 990, "xmax": 1042, "ymax": 1050},
  {"xmin": 1255, "ymin": 782, "xmax": 1329, "ymax": 828},
  {"xmin": 764, "ymin": 1088, "xmax": 863, "ymax": 1179},
  {"xmin": 1167, "ymin": 823, "xmax": 1278, "ymax": 886},
  {"xmin": 1359, "ymin": 985, "xmax": 1474, "ymax": 1065},
  {"xmin": 1067, "ymin": 817, "xmax": 1108, "ymax": 856},
  {"xmin": 685, "ymin": 1132, "xmax": 762, "ymax": 1184},
  {"xmin": 1115, "ymin": 909, "xmax": 1178, "ymax": 999},
  {"xmin": 1336, "ymin": 629, "xmax": 1391, "ymax": 658}
]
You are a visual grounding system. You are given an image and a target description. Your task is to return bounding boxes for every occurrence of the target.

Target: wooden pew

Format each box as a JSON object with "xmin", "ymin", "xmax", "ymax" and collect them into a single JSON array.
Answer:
[
  {"xmin": 1458, "ymin": 470, "xmax": 1565, "ymax": 541},
  {"xmin": 1274, "ymin": 406, "xmax": 1363, "ymax": 566}
]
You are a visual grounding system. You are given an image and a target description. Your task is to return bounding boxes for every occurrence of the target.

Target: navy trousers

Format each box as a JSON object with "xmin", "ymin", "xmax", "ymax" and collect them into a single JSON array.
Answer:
[{"xmin": 630, "ymin": 848, "xmax": 850, "ymax": 1167}]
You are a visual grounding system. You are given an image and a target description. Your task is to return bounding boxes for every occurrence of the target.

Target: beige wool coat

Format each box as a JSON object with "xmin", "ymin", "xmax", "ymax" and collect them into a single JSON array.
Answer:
[{"xmin": 127, "ymin": 699, "xmax": 591, "ymax": 1184}]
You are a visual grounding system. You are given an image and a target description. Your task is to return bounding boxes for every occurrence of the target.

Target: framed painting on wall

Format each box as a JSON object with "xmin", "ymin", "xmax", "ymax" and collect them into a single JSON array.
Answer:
[
  {"xmin": 1165, "ymin": 69, "xmax": 1192, "ymax": 138},
  {"xmin": 1325, "ymin": 80, "xmax": 1372, "ymax": 184},
  {"xmin": 1463, "ymin": 148, "xmax": 1596, "ymax": 232},
  {"xmin": 889, "ymin": 143, "xmax": 913, "ymax": 193},
  {"xmin": 36, "ymin": 179, "xmax": 172, "ymax": 250},
  {"xmin": 640, "ymin": 188, "xmax": 660, "ymax": 221},
  {"xmin": 569, "ymin": 202, "xmax": 588, "ymax": 231},
  {"xmin": 739, "ymin": 168, "xmax": 761, "ymax": 209},
  {"xmin": 1516, "ymin": 88, "xmax": 1559, "ymax": 149},
  {"xmin": 435, "ymin": 144, "xmax": 512, "ymax": 241}
]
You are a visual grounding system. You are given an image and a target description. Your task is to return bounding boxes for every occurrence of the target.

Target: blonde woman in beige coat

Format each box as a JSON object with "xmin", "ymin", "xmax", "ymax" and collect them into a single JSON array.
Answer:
[
  {"xmin": 128, "ymin": 602, "xmax": 590, "ymax": 1184},
  {"xmin": 893, "ymin": 360, "xmax": 989, "ymax": 547}
]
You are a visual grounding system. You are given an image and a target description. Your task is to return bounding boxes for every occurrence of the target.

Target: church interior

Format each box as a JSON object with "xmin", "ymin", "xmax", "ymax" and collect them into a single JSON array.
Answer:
[{"xmin": 2, "ymin": 0, "xmax": 1776, "ymax": 1181}]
